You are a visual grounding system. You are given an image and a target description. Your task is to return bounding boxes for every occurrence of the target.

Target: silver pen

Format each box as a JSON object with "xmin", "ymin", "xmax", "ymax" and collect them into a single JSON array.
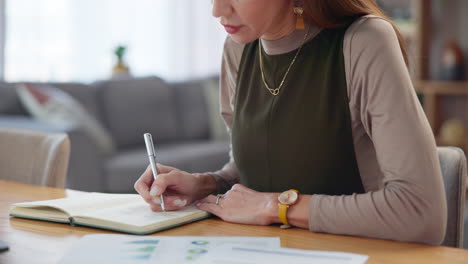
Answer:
[{"xmin": 144, "ymin": 133, "xmax": 166, "ymax": 211}]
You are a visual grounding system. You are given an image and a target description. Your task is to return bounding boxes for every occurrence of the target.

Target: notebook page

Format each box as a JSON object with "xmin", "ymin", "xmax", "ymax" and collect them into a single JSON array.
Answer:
[
  {"xmin": 11, "ymin": 193, "xmax": 140, "ymax": 216},
  {"xmin": 73, "ymin": 200, "xmax": 206, "ymax": 228}
]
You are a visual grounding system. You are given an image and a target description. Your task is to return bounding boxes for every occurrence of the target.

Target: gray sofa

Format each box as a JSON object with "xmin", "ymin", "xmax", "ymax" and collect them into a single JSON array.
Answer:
[{"xmin": 0, "ymin": 76, "xmax": 230, "ymax": 193}]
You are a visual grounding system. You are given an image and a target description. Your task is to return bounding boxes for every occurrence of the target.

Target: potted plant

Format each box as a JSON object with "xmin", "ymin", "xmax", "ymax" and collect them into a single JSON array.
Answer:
[{"xmin": 112, "ymin": 45, "xmax": 131, "ymax": 79}]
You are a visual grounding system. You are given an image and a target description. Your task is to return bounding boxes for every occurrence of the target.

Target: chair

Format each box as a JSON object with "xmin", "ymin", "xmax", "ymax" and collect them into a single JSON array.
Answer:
[
  {"xmin": 438, "ymin": 147, "xmax": 467, "ymax": 248},
  {"xmin": 0, "ymin": 128, "xmax": 70, "ymax": 188},
  {"xmin": 465, "ymin": 204, "xmax": 468, "ymax": 249}
]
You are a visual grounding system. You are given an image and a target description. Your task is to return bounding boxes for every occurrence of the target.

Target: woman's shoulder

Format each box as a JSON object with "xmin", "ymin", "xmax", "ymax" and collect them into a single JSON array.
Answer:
[
  {"xmin": 223, "ymin": 36, "xmax": 245, "ymax": 70},
  {"xmin": 343, "ymin": 15, "xmax": 407, "ymax": 108},
  {"xmin": 346, "ymin": 15, "xmax": 399, "ymax": 46}
]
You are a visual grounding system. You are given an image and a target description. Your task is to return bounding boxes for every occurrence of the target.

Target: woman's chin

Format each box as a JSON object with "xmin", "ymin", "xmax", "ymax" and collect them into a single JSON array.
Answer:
[{"xmin": 229, "ymin": 34, "xmax": 259, "ymax": 44}]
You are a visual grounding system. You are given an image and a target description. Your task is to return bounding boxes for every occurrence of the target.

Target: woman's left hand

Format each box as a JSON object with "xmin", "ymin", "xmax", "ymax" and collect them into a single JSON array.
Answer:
[{"xmin": 196, "ymin": 184, "xmax": 278, "ymax": 226}]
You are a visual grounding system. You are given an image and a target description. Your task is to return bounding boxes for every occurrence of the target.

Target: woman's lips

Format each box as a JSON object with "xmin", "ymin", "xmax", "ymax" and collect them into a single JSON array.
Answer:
[{"xmin": 223, "ymin": 24, "xmax": 242, "ymax": 34}]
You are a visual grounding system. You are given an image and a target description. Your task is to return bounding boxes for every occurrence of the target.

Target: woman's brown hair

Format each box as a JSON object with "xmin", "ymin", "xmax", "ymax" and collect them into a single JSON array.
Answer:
[{"xmin": 302, "ymin": 0, "xmax": 408, "ymax": 65}]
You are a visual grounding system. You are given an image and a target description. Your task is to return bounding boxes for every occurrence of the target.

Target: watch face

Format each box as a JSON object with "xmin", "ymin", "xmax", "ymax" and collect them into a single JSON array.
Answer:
[{"xmin": 278, "ymin": 190, "xmax": 298, "ymax": 205}]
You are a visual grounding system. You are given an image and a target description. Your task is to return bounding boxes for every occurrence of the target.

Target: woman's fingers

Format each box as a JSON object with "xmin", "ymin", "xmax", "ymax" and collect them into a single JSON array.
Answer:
[
  {"xmin": 135, "ymin": 163, "xmax": 202, "ymax": 211},
  {"xmin": 196, "ymin": 202, "xmax": 222, "ymax": 216},
  {"xmin": 149, "ymin": 195, "xmax": 189, "ymax": 212},
  {"xmin": 135, "ymin": 165, "xmax": 181, "ymax": 205},
  {"xmin": 149, "ymin": 170, "xmax": 178, "ymax": 197},
  {"xmin": 162, "ymin": 195, "xmax": 189, "ymax": 207},
  {"xmin": 231, "ymin": 184, "xmax": 255, "ymax": 193},
  {"xmin": 198, "ymin": 195, "xmax": 218, "ymax": 204},
  {"xmin": 135, "ymin": 181, "xmax": 152, "ymax": 204},
  {"xmin": 196, "ymin": 194, "xmax": 225, "ymax": 217},
  {"xmin": 134, "ymin": 165, "xmax": 155, "ymax": 204},
  {"xmin": 196, "ymin": 188, "xmax": 275, "ymax": 226},
  {"xmin": 198, "ymin": 184, "xmax": 253, "ymax": 205},
  {"xmin": 156, "ymin": 163, "xmax": 178, "ymax": 174}
]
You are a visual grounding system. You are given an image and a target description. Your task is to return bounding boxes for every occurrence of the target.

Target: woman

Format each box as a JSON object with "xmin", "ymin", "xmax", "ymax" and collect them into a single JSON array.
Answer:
[{"xmin": 134, "ymin": 0, "xmax": 447, "ymax": 245}]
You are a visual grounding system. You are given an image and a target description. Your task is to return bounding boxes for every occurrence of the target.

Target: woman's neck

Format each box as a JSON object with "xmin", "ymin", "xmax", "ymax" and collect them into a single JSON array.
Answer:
[
  {"xmin": 260, "ymin": 4, "xmax": 296, "ymax": 41},
  {"xmin": 261, "ymin": 18, "xmax": 296, "ymax": 41},
  {"xmin": 260, "ymin": 23, "xmax": 321, "ymax": 56}
]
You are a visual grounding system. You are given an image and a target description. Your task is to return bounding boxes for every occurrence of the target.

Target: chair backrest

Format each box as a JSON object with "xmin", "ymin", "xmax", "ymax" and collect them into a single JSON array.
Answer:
[
  {"xmin": 0, "ymin": 128, "xmax": 70, "ymax": 187},
  {"xmin": 438, "ymin": 147, "xmax": 467, "ymax": 247}
]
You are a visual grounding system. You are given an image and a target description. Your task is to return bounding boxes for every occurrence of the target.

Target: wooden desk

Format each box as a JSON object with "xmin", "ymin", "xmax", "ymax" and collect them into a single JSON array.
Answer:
[{"xmin": 1, "ymin": 180, "xmax": 467, "ymax": 264}]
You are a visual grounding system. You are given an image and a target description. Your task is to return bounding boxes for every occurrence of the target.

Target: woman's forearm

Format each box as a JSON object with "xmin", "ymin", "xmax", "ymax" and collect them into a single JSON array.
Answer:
[{"xmin": 193, "ymin": 173, "xmax": 218, "ymax": 199}]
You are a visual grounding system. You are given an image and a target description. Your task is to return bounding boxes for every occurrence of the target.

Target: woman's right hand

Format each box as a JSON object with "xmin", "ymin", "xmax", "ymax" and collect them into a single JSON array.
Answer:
[{"xmin": 134, "ymin": 163, "xmax": 216, "ymax": 212}]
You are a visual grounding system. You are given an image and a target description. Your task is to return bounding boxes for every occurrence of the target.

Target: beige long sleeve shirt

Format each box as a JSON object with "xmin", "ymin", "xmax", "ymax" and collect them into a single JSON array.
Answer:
[{"xmin": 212, "ymin": 15, "xmax": 447, "ymax": 245}]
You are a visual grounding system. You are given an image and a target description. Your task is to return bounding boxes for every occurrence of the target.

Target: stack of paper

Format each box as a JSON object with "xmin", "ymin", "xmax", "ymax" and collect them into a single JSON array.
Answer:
[
  {"xmin": 59, "ymin": 234, "xmax": 368, "ymax": 264},
  {"xmin": 197, "ymin": 244, "xmax": 369, "ymax": 264}
]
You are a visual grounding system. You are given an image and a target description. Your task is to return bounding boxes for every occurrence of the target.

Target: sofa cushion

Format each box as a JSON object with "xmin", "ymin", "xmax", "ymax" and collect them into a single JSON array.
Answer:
[
  {"xmin": 15, "ymin": 83, "xmax": 115, "ymax": 155},
  {"xmin": 0, "ymin": 82, "xmax": 28, "ymax": 115},
  {"xmin": 104, "ymin": 140, "xmax": 230, "ymax": 192},
  {"xmin": 51, "ymin": 83, "xmax": 102, "ymax": 121},
  {"xmin": 96, "ymin": 77, "xmax": 179, "ymax": 149},
  {"xmin": 170, "ymin": 80, "xmax": 210, "ymax": 141}
]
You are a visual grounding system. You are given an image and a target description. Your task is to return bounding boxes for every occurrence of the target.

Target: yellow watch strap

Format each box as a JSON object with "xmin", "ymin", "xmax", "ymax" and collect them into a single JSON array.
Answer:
[{"xmin": 278, "ymin": 203, "xmax": 289, "ymax": 225}]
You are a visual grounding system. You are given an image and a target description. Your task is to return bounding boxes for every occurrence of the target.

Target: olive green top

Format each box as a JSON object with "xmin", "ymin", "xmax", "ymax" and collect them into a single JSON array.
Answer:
[{"xmin": 231, "ymin": 23, "xmax": 364, "ymax": 195}]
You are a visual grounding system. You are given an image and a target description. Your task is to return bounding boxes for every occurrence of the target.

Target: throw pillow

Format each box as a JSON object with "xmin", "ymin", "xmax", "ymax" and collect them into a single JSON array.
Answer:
[{"xmin": 16, "ymin": 83, "xmax": 115, "ymax": 155}]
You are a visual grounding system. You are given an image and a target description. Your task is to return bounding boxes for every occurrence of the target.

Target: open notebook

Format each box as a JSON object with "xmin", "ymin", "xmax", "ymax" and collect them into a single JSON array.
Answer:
[{"xmin": 9, "ymin": 193, "xmax": 210, "ymax": 235}]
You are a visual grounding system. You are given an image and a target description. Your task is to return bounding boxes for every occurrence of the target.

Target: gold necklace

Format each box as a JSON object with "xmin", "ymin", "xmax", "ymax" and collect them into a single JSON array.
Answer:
[{"xmin": 259, "ymin": 27, "xmax": 310, "ymax": 96}]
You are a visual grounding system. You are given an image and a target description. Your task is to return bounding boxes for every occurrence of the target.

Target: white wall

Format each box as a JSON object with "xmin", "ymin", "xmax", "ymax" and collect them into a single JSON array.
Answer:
[{"xmin": 0, "ymin": 0, "xmax": 5, "ymax": 80}]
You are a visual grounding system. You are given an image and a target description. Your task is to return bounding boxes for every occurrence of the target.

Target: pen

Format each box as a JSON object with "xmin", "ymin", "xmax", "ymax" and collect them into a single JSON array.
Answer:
[{"xmin": 144, "ymin": 133, "xmax": 166, "ymax": 212}]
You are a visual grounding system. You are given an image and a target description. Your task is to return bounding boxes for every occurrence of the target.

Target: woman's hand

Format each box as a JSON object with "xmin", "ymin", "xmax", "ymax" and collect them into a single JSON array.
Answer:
[
  {"xmin": 134, "ymin": 163, "xmax": 216, "ymax": 212},
  {"xmin": 196, "ymin": 184, "xmax": 278, "ymax": 226}
]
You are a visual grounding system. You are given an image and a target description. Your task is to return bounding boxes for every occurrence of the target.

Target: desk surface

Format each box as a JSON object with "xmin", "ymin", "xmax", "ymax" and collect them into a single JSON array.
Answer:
[{"xmin": 1, "ymin": 180, "xmax": 467, "ymax": 264}]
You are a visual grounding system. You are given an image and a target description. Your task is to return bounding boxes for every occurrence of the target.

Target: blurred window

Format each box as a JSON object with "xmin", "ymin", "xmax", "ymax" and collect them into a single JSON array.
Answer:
[
  {"xmin": 0, "ymin": 0, "xmax": 5, "ymax": 79},
  {"xmin": 4, "ymin": 0, "xmax": 226, "ymax": 82}
]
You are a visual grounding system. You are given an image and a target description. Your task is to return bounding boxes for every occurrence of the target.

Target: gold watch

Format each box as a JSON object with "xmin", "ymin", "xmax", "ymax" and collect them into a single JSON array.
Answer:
[{"xmin": 278, "ymin": 189, "xmax": 299, "ymax": 228}]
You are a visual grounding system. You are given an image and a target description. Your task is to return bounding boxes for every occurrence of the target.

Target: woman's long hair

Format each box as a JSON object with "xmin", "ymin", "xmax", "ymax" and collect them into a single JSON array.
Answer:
[{"xmin": 303, "ymin": 0, "xmax": 408, "ymax": 65}]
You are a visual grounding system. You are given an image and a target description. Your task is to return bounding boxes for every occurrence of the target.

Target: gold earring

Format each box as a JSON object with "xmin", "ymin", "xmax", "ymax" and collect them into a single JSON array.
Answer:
[{"xmin": 294, "ymin": 1, "xmax": 305, "ymax": 30}]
